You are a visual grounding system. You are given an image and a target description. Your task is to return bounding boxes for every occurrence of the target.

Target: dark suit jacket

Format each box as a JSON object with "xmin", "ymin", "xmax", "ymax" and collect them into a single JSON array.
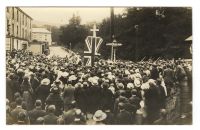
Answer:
[
  {"xmin": 10, "ymin": 106, "xmax": 29, "ymax": 124},
  {"xmin": 115, "ymin": 110, "xmax": 133, "ymax": 125},
  {"xmin": 28, "ymin": 107, "xmax": 46, "ymax": 124},
  {"xmin": 43, "ymin": 113, "xmax": 58, "ymax": 125}
]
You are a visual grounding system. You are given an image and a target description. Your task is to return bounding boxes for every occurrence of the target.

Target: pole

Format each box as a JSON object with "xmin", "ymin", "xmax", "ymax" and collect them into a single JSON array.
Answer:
[
  {"xmin": 110, "ymin": 7, "xmax": 114, "ymax": 42},
  {"xmin": 111, "ymin": 44, "xmax": 113, "ymax": 61},
  {"xmin": 135, "ymin": 25, "xmax": 139, "ymax": 62},
  {"xmin": 113, "ymin": 48, "xmax": 116, "ymax": 62}
]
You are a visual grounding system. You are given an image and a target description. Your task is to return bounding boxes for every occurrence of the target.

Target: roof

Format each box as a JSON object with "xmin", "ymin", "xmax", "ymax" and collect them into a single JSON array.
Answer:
[
  {"xmin": 32, "ymin": 28, "xmax": 51, "ymax": 33},
  {"xmin": 185, "ymin": 36, "xmax": 192, "ymax": 41},
  {"xmin": 17, "ymin": 7, "xmax": 33, "ymax": 20}
]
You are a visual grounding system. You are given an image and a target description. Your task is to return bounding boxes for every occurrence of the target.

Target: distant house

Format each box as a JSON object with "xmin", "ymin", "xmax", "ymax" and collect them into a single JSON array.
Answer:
[
  {"xmin": 28, "ymin": 40, "xmax": 46, "ymax": 55},
  {"xmin": 184, "ymin": 35, "xmax": 192, "ymax": 59},
  {"xmin": 32, "ymin": 28, "xmax": 52, "ymax": 46},
  {"xmin": 185, "ymin": 35, "xmax": 192, "ymax": 54}
]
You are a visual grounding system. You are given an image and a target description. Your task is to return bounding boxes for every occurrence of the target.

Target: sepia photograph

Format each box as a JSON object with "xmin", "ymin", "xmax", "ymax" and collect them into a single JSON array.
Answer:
[{"xmin": 5, "ymin": 6, "xmax": 192, "ymax": 125}]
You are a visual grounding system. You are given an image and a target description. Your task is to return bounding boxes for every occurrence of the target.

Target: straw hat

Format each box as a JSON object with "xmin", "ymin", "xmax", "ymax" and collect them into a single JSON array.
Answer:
[
  {"xmin": 41, "ymin": 78, "xmax": 50, "ymax": 85},
  {"xmin": 93, "ymin": 110, "xmax": 107, "ymax": 122},
  {"xmin": 134, "ymin": 79, "xmax": 141, "ymax": 88},
  {"xmin": 61, "ymin": 72, "xmax": 69, "ymax": 77},
  {"xmin": 127, "ymin": 83, "xmax": 134, "ymax": 89}
]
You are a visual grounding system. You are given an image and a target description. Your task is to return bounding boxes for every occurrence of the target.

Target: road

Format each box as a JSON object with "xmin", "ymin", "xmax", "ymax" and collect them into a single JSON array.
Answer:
[{"xmin": 48, "ymin": 46, "xmax": 70, "ymax": 58}]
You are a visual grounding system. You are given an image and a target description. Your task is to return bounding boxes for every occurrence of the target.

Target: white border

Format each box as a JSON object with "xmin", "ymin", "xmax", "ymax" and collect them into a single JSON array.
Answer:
[{"xmin": 1, "ymin": 0, "xmax": 200, "ymax": 130}]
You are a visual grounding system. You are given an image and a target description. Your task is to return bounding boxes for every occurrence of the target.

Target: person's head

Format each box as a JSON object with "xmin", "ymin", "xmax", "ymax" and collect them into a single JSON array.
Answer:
[
  {"xmin": 22, "ymin": 101, "xmax": 27, "ymax": 110},
  {"xmin": 17, "ymin": 112, "xmax": 26, "ymax": 122},
  {"xmin": 117, "ymin": 83, "xmax": 124, "ymax": 89},
  {"xmin": 35, "ymin": 117, "xmax": 44, "ymax": 124},
  {"xmin": 47, "ymin": 105, "xmax": 56, "ymax": 113},
  {"xmin": 35, "ymin": 100, "xmax": 42, "ymax": 108},
  {"xmin": 93, "ymin": 110, "xmax": 107, "ymax": 122},
  {"xmin": 15, "ymin": 97, "xmax": 22, "ymax": 106},
  {"xmin": 156, "ymin": 78, "xmax": 162, "ymax": 85},
  {"xmin": 118, "ymin": 102, "xmax": 125, "ymax": 111},
  {"xmin": 50, "ymin": 87, "xmax": 60, "ymax": 95},
  {"xmin": 14, "ymin": 92, "xmax": 21, "ymax": 100},
  {"xmin": 101, "ymin": 82, "xmax": 109, "ymax": 89}
]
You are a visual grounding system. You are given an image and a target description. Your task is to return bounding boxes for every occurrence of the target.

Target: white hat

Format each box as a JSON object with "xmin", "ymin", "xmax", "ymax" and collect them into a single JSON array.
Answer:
[
  {"xmin": 125, "ymin": 70, "xmax": 130, "ymax": 75},
  {"xmin": 141, "ymin": 82, "xmax": 150, "ymax": 90},
  {"xmin": 62, "ymin": 72, "xmax": 69, "ymax": 77},
  {"xmin": 135, "ymin": 69, "xmax": 140, "ymax": 73},
  {"xmin": 91, "ymin": 78, "xmax": 98, "ymax": 85},
  {"xmin": 127, "ymin": 83, "xmax": 134, "ymax": 89},
  {"xmin": 134, "ymin": 79, "xmax": 141, "ymax": 88},
  {"xmin": 41, "ymin": 78, "xmax": 50, "ymax": 85},
  {"xmin": 68, "ymin": 75, "xmax": 77, "ymax": 81},
  {"xmin": 93, "ymin": 110, "xmax": 107, "ymax": 122}
]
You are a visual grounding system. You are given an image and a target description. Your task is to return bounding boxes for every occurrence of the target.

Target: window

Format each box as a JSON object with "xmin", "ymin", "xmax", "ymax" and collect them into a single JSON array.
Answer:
[
  {"xmin": 17, "ymin": 10, "xmax": 19, "ymax": 21},
  {"xmin": 12, "ymin": 7, "xmax": 14, "ymax": 19},
  {"xmin": 25, "ymin": 17, "xmax": 27, "ymax": 26},
  {"xmin": 6, "ymin": 7, "xmax": 9, "ymax": 12},
  {"xmin": 12, "ymin": 24, "xmax": 14, "ymax": 35},
  {"xmin": 22, "ymin": 28, "xmax": 24, "ymax": 38},
  {"xmin": 22, "ymin": 15, "xmax": 24, "ymax": 25},
  {"xmin": 17, "ymin": 26, "xmax": 18, "ymax": 36}
]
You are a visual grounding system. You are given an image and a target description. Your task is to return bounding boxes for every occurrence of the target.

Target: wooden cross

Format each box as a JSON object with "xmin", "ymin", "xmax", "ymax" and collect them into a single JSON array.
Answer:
[
  {"xmin": 90, "ymin": 24, "xmax": 99, "ymax": 37},
  {"xmin": 106, "ymin": 39, "xmax": 122, "ymax": 62}
]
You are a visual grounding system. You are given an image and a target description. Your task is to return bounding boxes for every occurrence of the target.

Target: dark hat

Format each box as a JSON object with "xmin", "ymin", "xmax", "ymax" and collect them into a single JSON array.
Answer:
[{"xmin": 50, "ymin": 87, "xmax": 59, "ymax": 94}]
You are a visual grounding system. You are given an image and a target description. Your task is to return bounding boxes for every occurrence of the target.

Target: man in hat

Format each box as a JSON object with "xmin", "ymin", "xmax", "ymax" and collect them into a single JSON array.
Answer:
[
  {"xmin": 16, "ymin": 112, "xmax": 29, "ymax": 125},
  {"xmin": 100, "ymin": 82, "xmax": 115, "ymax": 111},
  {"xmin": 10, "ymin": 97, "xmax": 30, "ymax": 124},
  {"xmin": 71, "ymin": 109, "xmax": 86, "ymax": 125},
  {"xmin": 46, "ymin": 87, "xmax": 64, "ymax": 116},
  {"xmin": 35, "ymin": 78, "xmax": 51, "ymax": 108},
  {"xmin": 30, "ymin": 73, "xmax": 40, "ymax": 93},
  {"xmin": 144, "ymin": 80, "xmax": 160, "ymax": 124},
  {"xmin": 28, "ymin": 100, "xmax": 47, "ymax": 124},
  {"xmin": 150, "ymin": 64, "xmax": 159, "ymax": 80},
  {"xmin": 115, "ymin": 102, "xmax": 133, "ymax": 124},
  {"xmin": 62, "ymin": 84, "xmax": 75, "ymax": 111},
  {"xmin": 43, "ymin": 105, "xmax": 58, "ymax": 125}
]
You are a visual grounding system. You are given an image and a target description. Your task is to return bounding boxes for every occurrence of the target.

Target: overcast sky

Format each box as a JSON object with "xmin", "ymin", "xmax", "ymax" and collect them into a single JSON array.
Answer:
[{"xmin": 20, "ymin": 7, "xmax": 126, "ymax": 26}]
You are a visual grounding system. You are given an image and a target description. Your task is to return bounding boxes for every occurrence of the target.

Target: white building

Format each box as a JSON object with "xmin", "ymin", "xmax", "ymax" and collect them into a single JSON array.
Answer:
[
  {"xmin": 6, "ymin": 7, "xmax": 33, "ymax": 51},
  {"xmin": 32, "ymin": 28, "xmax": 52, "ymax": 46}
]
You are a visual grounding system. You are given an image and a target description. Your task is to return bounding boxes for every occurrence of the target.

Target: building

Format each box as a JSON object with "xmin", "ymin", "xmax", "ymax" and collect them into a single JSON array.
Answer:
[
  {"xmin": 28, "ymin": 40, "xmax": 46, "ymax": 55},
  {"xmin": 185, "ymin": 35, "xmax": 192, "ymax": 56},
  {"xmin": 6, "ymin": 7, "xmax": 33, "ymax": 51},
  {"xmin": 32, "ymin": 28, "xmax": 52, "ymax": 46}
]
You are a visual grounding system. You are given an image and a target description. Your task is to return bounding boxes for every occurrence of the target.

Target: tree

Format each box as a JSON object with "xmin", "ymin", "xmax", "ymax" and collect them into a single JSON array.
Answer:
[
  {"xmin": 98, "ymin": 7, "xmax": 192, "ymax": 61},
  {"xmin": 59, "ymin": 14, "xmax": 89, "ymax": 52}
]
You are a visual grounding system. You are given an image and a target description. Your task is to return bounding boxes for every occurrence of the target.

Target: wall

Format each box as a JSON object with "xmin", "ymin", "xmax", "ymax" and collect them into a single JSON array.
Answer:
[{"xmin": 28, "ymin": 44, "xmax": 42, "ymax": 54}]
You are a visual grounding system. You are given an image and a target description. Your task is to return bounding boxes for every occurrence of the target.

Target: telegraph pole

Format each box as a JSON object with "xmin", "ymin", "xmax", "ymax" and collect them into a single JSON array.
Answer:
[{"xmin": 110, "ymin": 7, "xmax": 114, "ymax": 41}]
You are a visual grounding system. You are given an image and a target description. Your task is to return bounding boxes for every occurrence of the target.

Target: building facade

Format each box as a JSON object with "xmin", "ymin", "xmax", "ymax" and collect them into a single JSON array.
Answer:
[
  {"xmin": 32, "ymin": 28, "xmax": 52, "ymax": 46},
  {"xmin": 6, "ymin": 7, "xmax": 33, "ymax": 51}
]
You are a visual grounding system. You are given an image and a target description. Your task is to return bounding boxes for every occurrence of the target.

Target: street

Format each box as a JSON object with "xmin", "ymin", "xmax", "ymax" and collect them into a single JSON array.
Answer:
[{"xmin": 48, "ymin": 46, "xmax": 70, "ymax": 58}]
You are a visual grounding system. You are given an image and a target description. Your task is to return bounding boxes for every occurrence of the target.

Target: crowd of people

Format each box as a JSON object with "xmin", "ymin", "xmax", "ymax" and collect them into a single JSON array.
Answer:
[{"xmin": 6, "ymin": 49, "xmax": 192, "ymax": 125}]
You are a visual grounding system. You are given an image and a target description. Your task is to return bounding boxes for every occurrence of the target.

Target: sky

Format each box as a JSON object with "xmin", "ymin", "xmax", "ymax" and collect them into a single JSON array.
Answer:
[{"xmin": 20, "ymin": 7, "xmax": 126, "ymax": 26}]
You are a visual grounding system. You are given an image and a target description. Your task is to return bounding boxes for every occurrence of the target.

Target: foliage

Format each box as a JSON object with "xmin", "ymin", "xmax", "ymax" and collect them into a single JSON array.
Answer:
[
  {"xmin": 98, "ymin": 7, "xmax": 192, "ymax": 61},
  {"xmin": 59, "ymin": 14, "xmax": 89, "ymax": 51}
]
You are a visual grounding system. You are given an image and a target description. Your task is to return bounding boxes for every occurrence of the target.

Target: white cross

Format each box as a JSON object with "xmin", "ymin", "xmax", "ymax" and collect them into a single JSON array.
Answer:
[{"xmin": 90, "ymin": 24, "xmax": 99, "ymax": 37}]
